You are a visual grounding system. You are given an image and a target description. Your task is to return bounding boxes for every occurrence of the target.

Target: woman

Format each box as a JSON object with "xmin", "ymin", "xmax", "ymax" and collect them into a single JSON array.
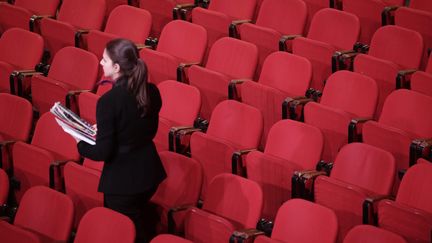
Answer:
[{"xmin": 77, "ymin": 38, "xmax": 166, "ymax": 242}]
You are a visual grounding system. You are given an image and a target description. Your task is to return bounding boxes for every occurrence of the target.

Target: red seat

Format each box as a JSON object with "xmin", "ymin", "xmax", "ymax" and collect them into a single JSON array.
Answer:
[
  {"xmin": 314, "ymin": 143, "xmax": 396, "ymax": 242},
  {"xmin": 184, "ymin": 173, "xmax": 263, "ymax": 243},
  {"xmin": 155, "ymin": 80, "xmax": 201, "ymax": 152},
  {"xmin": 12, "ymin": 113, "xmax": 80, "ymax": 201},
  {"xmin": 0, "ymin": 28, "xmax": 43, "ymax": 93},
  {"xmin": 191, "ymin": 0, "xmax": 257, "ymax": 50},
  {"xmin": 139, "ymin": 20, "xmax": 207, "ymax": 85},
  {"xmin": 302, "ymin": 0, "xmax": 332, "ymax": 31},
  {"xmin": 254, "ymin": 199, "xmax": 338, "ymax": 243},
  {"xmin": 343, "ymin": 225, "xmax": 407, "ymax": 243},
  {"xmin": 151, "ymin": 234, "xmax": 193, "ymax": 243},
  {"xmin": 377, "ymin": 161, "xmax": 432, "ymax": 243},
  {"xmin": 303, "ymin": 70, "xmax": 378, "ymax": 161},
  {"xmin": 189, "ymin": 100, "xmax": 262, "ymax": 198},
  {"xmin": 64, "ymin": 161, "xmax": 103, "ymax": 228},
  {"xmin": 0, "ymin": 220, "xmax": 41, "ymax": 243},
  {"xmin": 188, "ymin": 37, "xmax": 258, "ymax": 119},
  {"xmin": 39, "ymin": 0, "xmax": 106, "ymax": 59},
  {"xmin": 0, "ymin": 0, "xmax": 59, "ymax": 33},
  {"xmin": 139, "ymin": 0, "xmax": 194, "ymax": 37},
  {"xmin": 411, "ymin": 54, "xmax": 432, "ymax": 97},
  {"xmin": 31, "ymin": 46, "xmax": 99, "ymax": 114},
  {"xmin": 246, "ymin": 119, "xmax": 323, "ymax": 220},
  {"xmin": 291, "ymin": 8, "xmax": 360, "ymax": 91},
  {"xmin": 235, "ymin": 0, "xmax": 307, "ymax": 78},
  {"xmin": 14, "ymin": 186, "xmax": 74, "ymax": 242},
  {"xmin": 151, "ymin": 151, "xmax": 202, "ymax": 233},
  {"xmin": 74, "ymin": 207, "xmax": 136, "ymax": 243},
  {"xmin": 239, "ymin": 51, "xmax": 311, "ymax": 148},
  {"xmin": 353, "ymin": 25, "xmax": 423, "ymax": 118}
]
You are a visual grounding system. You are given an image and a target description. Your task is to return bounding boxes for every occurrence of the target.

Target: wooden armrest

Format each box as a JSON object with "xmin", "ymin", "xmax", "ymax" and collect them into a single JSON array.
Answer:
[
  {"xmin": 144, "ymin": 37, "xmax": 158, "ymax": 49},
  {"xmin": 230, "ymin": 228, "xmax": 265, "ymax": 242},
  {"xmin": 9, "ymin": 70, "xmax": 43, "ymax": 96},
  {"xmin": 168, "ymin": 126, "xmax": 194, "ymax": 152},
  {"xmin": 170, "ymin": 126, "xmax": 202, "ymax": 155},
  {"xmin": 279, "ymin": 34, "xmax": 302, "ymax": 52},
  {"xmin": 282, "ymin": 96, "xmax": 312, "ymax": 120},
  {"xmin": 348, "ymin": 117, "xmax": 371, "ymax": 143},
  {"xmin": 316, "ymin": 160, "xmax": 334, "ymax": 174},
  {"xmin": 382, "ymin": 5, "xmax": 399, "ymax": 25},
  {"xmin": 66, "ymin": 89, "xmax": 92, "ymax": 108},
  {"xmin": 135, "ymin": 43, "xmax": 152, "ymax": 50},
  {"xmin": 292, "ymin": 170, "xmax": 326, "ymax": 200},
  {"xmin": 177, "ymin": 62, "xmax": 200, "ymax": 83},
  {"xmin": 173, "ymin": 3, "xmax": 197, "ymax": 20},
  {"xmin": 167, "ymin": 204, "xmax": 194, "ymax": 233},
  {"xmin": 332, "ymin": 49, "xmax": 357, "ymax": 72},
  {"xmin": 229, "ymin": 19, "xmax": 252, "ymax": 38},
  {"xmin": 396, "ymin": 69, "xmax": 417, "ymax": 89},
  {"xmin": 75, "ymin": 29, "xmax": 90, "ymax": 48},
  {"xmin": 409, "ymin": 138, "xmax": 432, "ymax": 167},
  {"xmin": 231, "ymin": 148, "xmax": 257, "ymax": 175},
  {"xmin": 228, "ymin": 79, "xmax": 249, "ymax": 100},
  {"xmin": 29, "ymin": 14, "xmax": 54, "ymax": 32},
  {"xmin": 362, "ymin": 195, "xmax": 393, "ymax": 224},
  {"xmin": 49, "ymin": 160, "xmax": 74, "ymax": 189}
]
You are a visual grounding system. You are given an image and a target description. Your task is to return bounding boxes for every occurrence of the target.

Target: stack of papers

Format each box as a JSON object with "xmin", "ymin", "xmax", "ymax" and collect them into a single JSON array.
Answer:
[{"xmin": 50, "ymin": 102, "xmax": 96, "ymax": 145}]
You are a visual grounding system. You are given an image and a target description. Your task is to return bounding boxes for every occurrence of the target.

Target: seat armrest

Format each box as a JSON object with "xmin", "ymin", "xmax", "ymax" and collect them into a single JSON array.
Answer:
[
  {"xmin": 382, "ymin": 6, "xmax": 399, "ymax": 25},
  {"xmin": 66, "ymin": 89, "xmax": 92, "ymax": 109},
  {"xmin": 173, "ymin": 3, "xmax": 198, "ymax": 20},
  {"xmin": 135, "ymin": 43, "xmax": 152, "ymax": 50},
  {"xmin": 29, "ymin": 14, "xmax": 54, "ymax": 32},
  {"xmin": 229, "ymin": 19, "xmax": 252, "ymax": 38},
  {"xmin": 409, "ymin": 138, "xmax": 432, "ymax": 167},
  {"xmin": 396, "ymin": 69, "xmax": 417, "ymax": 89},
  {"xmin": 144, "ymin": 37, "xmax": 159, "ymax": 49},
  {"xmin": 167, "ymin": 204, "xmax": 194, "ymax": 233},
  {"xmin": 169, "ymin": 126, "xmax": 202, "ymax": 155},
  {"xmin": 362, "ymin": 195, "xmax": 393, "ymax": 225},
  {"xmin": 332, "ymin": 49, "xmax": 357, "ymax": 72},
  {"xmin": 282, "ymin": 96, "xmax": 312, "ymax": 120},
  {"xmin": 348, "ymin": 117, "xmax": 371, "ymax": 143},
  {"xmin": 316, "ymin": 160, "xmax": 333, "ymax": 174},
  {"xmin": 230, "ymin": 228, "xmax": 265, "ymax": 243},
  {"xmin": 228, "ymin": 79, "xmax": 249, "ymax": 100},
  {"xmin": 9, "ymin": 70, "xmax": 43, "ymax": 96},
  {"xmin": 177, "ymin": 62, "xmax": 200, "ymax": 83},
  {"xmin": 168, "ymin": 126, "xmax": 194, "ymax": 152},
  {"xmin": 49, "ymin": 160, "xmax": 78, "ymax": 190},
  {"xmin": 75, "ymin": 29, "xmax": 90, "ymax": 48},
  {"xmin": 231, "ymin": 148, "xmax": 257, "ymax": 175},
  {"xmin": 279, "ymin": 34, "xmax": 301, "ymax": 52},
  {"xmin": 291, "ymin": 170, "xmax": 326, "ymax": 200}
]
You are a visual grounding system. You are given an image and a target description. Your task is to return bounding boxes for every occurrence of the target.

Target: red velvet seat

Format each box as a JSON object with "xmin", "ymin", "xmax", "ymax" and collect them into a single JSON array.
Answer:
[
  {"xmin": 343, "ymin": 225, "xmax": 407, "ymax": 243},
  {"xmin": 411, "ymin": 54, "xmax": 432, "ymax": 97}
]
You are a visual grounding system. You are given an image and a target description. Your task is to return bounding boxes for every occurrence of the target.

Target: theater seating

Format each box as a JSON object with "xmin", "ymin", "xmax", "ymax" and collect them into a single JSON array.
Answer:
[
  {"xmin": 343, "ymin": 225, "xmax": 407, "ymax": 243},
  {"xmin": 410, "ymin": 54, "xmax": 432, "ymax": 96}
]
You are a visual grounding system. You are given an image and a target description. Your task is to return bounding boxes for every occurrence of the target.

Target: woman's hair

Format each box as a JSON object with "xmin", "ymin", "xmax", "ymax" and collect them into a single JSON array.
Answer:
[{"xmin": 106, "ymin": 38, "xmax": 149, "ymax": 116}]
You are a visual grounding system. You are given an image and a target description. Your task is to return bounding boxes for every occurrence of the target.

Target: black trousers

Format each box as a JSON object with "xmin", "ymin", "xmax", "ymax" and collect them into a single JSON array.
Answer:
[{"xmin": 104, "ymin": 187, "xmax": 158, "ymax": 243}]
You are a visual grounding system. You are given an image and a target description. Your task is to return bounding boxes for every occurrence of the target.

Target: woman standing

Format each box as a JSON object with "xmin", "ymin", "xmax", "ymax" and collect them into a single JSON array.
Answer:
[{"xmin": 77, "ymin": 38, "xmax": 166, "ymax": 242}]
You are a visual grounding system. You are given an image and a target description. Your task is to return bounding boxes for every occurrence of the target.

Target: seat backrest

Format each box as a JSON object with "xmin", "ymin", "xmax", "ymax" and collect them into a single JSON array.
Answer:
[
  {"xmin": 104, "ymin": 5, "xmax": 151, "ymax": 43},
  {"xmin": 203, "ymin": 173, "xmax": 263, "ymax": 228},
  {"xmin": 14, "ymin": 186, "xmax": 74, "ymax": 242},
  {"xmin": 331, "ymin": 143, "xmax": 396, "ymax": 195},
  {"xmin": 396, "ymin": 162, "xmax": 432, "ymax": 213},
  {"xmin": 209, "ymin": 0, "xmax": 256, "ymax": 20},
  {"xmin": 255, "ymin": 0, "xmax": 307, "ymax": 35},
  {"xmin": 368, "ymin": 25, "xmax": 424, "ymax": 69},
  {"xmin": 264, "ymin": 119, "xmax": 323, "ymax": 170},
  {"xmin": 74, "ymin": 207, "xmax": 135, "ymax": 243},
  {"xmin": 320, "ymin": 70, "xmax": 378, "ymax": 118},
  {"xmin": 307, "ymin": 8, "xmax": 360, "ymax": 50},
  {"xmin": 31, "ymin": 113, "xmax": 80, "ymax": 161},
  {"xmin": 83, "ymin": 158, "xmax": 104, "ymax": 171},
  {"xmin": 0, "ymin": 169, "xmax": 8, "ymax": 205},
  {"xmin": 0, "ymin": 220, "xmax": 41, "ymax": 243},
  {"xmin": 0, "ymin": 93, "xmax": 33, "ymax": 141},
  {"xmin": 206, "ymin": 37, "xmax": 258, "ymax": 79},
  {"xmin": 152, "ymin": 151, "xmax": 202, "ymax": 207},
  {"xmin": 271, "ymin": 199, "xmax": 338, "ymax": 243},
  {"xmin": 48, "ymin": 46, "xmax": 99, "ymax": 90},
  {"xmin": 15, "ymin": 0, "xmax": 60, "ymax": 15},
  {"xmin": 158, "ymin": 80, "xmax": 201, "ymax": 126},
  {"xmin": 57, "ymin": 0, "xmax": 106, "ymax": 30},
  {"xmin": 207, "ymin": 100, "xmax": 262, "ymax": 149},
  {"xmin": 379, "ymin": 89, "xmax": 432, "ymax": 138},
  {"xmin": 258, "ymin": 52, "xmax": 311, "ymax": 96},
  {"xmin": 410, "ymin": 0, "xmax": 432, "ymax": 13},
  {"xmin": 0, "ymin": 28, "xmax": 43, "ymax": 69},
  {"xmin": 343, "ymin": 225, "xmax": 407, "ymax": 243},
  {"xmin": 157, "ymin": 20, "xmax": 207, "ymax": 63}
]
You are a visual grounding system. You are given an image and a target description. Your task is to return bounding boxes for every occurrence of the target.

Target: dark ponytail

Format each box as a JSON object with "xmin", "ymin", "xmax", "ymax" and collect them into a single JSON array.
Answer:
[{"xmin": 106, "ymin": 39, "xmax": 150, "ymax": 116}]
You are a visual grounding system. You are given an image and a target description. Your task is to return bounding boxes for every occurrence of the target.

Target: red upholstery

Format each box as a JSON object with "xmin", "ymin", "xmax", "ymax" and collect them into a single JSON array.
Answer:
[
  {"xmin": 353, "ymin": 25, "xmax": 423, "ymax": 118},
  {"xmin": 411, "ymin": 55, "xmax": 432, "ymax": 96},
  {"xmin": 377, "ymin": 162, "xmax": 432, "ymax": 243},
  {"xmin": 237, "ymin": 0, "xmax": 307, "ymax": 77},
  {"xmin": 246, "ymin": 119, "xmax": 323, "ymax": 220},
  {"xmin": 190, "ymin": 100, "xmax": 262, "ymax": 198},
  {"xmin": 0, "ymin": 0, "xmax": 59, "ymax": 32},
  {"xmin": 304, "ymin": 71, "xmax": 378, "ymax": 161},
  {"xmin": 314, "ymin": 143, "xmax": 396, "ymax": 242},
  {"xmin": 87, "ymin": 5, "xmax": 151, "ymax": 59},
  {"xmin": 64, "ymin": 161, "xmax": 103, "ymax": 228},
  {"xmin": 14, "ymin": 186, "xmax": 74, "ymax": 242},
  {"xmin": 155, "ymin": 80, "xmax": 201, "ymax": 151},
  {"xmin": 40, "ymin": 0, "xmax": 106, "ymax": 58},
  {"xmin": 31, "ymin": 46, "xmax": 99, "ymax": 114},
  {"xmin": 363, "ymin": 89, "xmax": 432, "ymax": 178},
  {"xmin": 0, "ymin": 28, "xmax": 43, "ymax": 92},
  {"xmin": 139, "ymin": 0, "xmax": 194, "ymax": 37},
  {"xmin": 0, "ymin": 220, "xmax": 41, "ymax": 243},
  {"xmin": 191, "ymin": 0, "xmax": 257, "ymax": 49},
  {"xmin": 151, "ymin": 151, "xmax": 202, "ymax": 233},
  {"xmin": 343, "ymin": 225, "xmax": 407, "ymax": 243},
  {"xmin": 343, "ymin": 0, "xmax": 404, "ymax": 44},
  {"xmin": 189, "ymin": 37, "xmax": 258, "ymax": 119},
  {"xmin": 12, "ymin": 113, "xmax": 80, "ymax": 201},
  {"xmin": 151, "ymin": 234, "xmax": 192, "ymax": 243},
  {"xmin": 0, "ymin": 168, "xmax": 8, "ymax": 205},
  {"xmin": 241, "ymin": 52, "xmax": 311, "ymax": 148},
  {"xmin": 74, "ymin": 207, "xmax": 136, "ymax": 243},
  {"xmin": 302, "ymin": 0, "xmax": 330, "ymax": 31},
  {"xmin": 409, "ymin": 0, "xmax": 432, "ymax": 12},
  {"xmin": 255, "ymin": 199, "xmax": 338, "ymax": 243},
  {"xmin": 184, "ymin": 173, "xmax": 263, "ymax": 243},
  {"xmin": 78, "ymin": 82, "xmax": 113, "ymax": 124},
  {"xmin": 139, "ymin": 20, "xmax": 207, "ymax": 85},
  {"xmin": 292, "ymin": 8, "xmax": 360, "ymax": 91}
]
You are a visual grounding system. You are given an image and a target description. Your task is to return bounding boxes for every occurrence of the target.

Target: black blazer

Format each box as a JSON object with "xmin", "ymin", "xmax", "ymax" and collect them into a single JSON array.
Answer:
[{"xmin": 77, "ymin": 77, "xmax": 166, "ymax": 195}]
